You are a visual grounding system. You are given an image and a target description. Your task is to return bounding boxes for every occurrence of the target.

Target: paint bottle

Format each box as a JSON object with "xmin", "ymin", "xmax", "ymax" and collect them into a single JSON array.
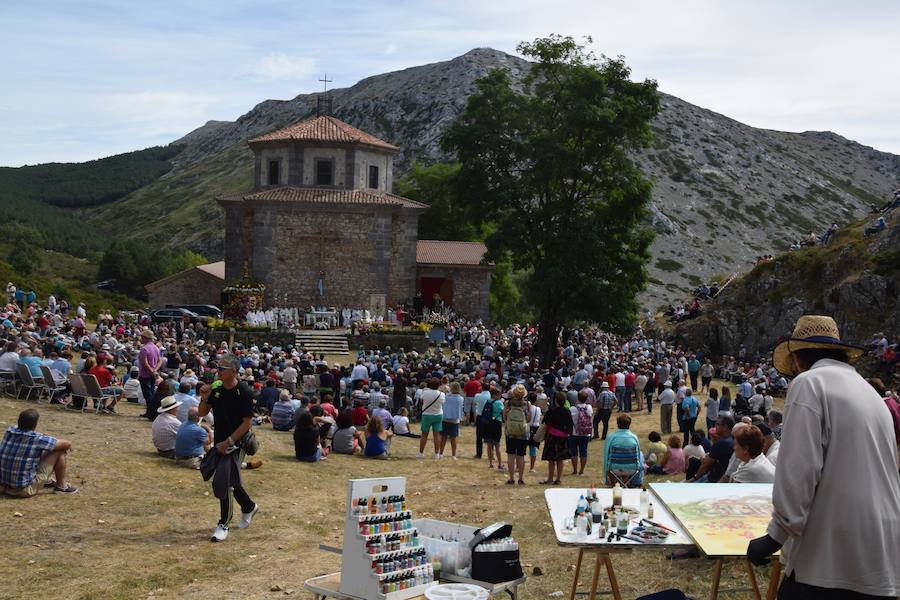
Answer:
[
  {"xmin": 577, "ymin": 495, "xmax": 588, "ymax": 513},
  {"xmin": 612, "ymin": 483, "xmax": 622, "ymax": 506},
  {"xmin": 616, "ymin": 509, "xmax": 629, "ymax": 536},
  {"xmin": 576, "ymin": 514, "xmax": 588, "ymax": 535},
  {"xmin": 640, "ymin": 486, "xmax": 650, "ymax": 516},
  {"xmin": 591, "ymin": 500, "xmax": 603, "ymax": 524},
  {"xmin": 648, "ymin": 502, "xmax": 655, "ymax": 519}
]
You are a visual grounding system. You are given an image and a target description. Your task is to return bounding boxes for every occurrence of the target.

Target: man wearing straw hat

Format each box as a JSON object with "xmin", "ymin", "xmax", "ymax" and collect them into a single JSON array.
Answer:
[{"xmin": 747, "ymin": 315, "xmax": 900, "ymax": 599}]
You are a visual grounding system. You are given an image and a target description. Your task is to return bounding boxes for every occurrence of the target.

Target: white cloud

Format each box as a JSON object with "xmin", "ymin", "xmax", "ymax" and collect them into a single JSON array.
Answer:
[
  {"xmin": 101, "ymin": 91, "xmax": 218, "ymax": 138},
  {"xmin": 258, "ymin": 53, "xmax": 316, "ymax": 80}
]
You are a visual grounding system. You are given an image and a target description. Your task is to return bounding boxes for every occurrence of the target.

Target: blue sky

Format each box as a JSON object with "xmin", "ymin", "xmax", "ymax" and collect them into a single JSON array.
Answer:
[{"xmin": 2, "ymin": 0, "xmax": 899, "ymax": 166}]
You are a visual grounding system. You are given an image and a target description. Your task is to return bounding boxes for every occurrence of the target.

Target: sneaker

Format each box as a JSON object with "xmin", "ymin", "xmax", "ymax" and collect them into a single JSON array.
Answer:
[
  {"xmin": 210, "ymin": 524, "xmax": 229, "ymax": 542},
  {"xmin": 451, "ymin": 456, "xmax": 458, "ymax": 461},
  {"xmin": 244, "ymin": 459, "xmax": 263, "ymax": 469},
  {"xmin": 434, "ymin": 453, "xmax": 442, "ymax": 459},
  {"xmin": 238, "ymin": 503, "xmax": 260, "ymax": 529},
  {"xmin": 415, "ymin": 453, "xmax": 425, "ymax": 459},
  {"xmin": 54, "ymin": 484, "xmax": 79, "ymax": 495}
]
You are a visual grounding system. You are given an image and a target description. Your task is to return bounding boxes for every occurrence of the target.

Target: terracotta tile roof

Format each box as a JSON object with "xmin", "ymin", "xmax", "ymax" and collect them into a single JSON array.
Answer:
[
  {"xmin": 196, "ymin": 261, "xmax": 225, "ymax": 279},
  {"xmin": 416, "ymin": 240, "xmax": 491, "ymax": 266},
  {"xmin": 241, "ymin": 186, "xmax": 427, "ymax": 209},
  {"xmin": 248, "ymin": 115, "xmax": 400, "ymax": 152}
]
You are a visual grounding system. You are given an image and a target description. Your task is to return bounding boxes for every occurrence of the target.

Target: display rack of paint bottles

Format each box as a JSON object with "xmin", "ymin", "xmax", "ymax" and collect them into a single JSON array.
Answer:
[{"xmin": 340, "ymin": 477, "xmax": 435, "ymax": 600}]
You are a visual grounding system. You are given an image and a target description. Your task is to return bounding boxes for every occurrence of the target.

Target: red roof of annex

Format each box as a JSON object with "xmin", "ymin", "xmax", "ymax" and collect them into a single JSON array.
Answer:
[{"xmin": 248, "ymin": 115, "xmax": 400, "ymax": 152}]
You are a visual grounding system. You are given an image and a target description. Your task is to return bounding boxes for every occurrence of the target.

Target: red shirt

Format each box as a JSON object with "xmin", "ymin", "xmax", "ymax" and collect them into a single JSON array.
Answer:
[
  {"xmin": 321, "ymin": 402, "xmax": 338, "ymax": 419},
  {"xmin": 464, "ymin": 379, "xmax": 482, "ymax": 398},
  {"xmin": 625, "ymin": 372, "xmax": 637, "ymax": 387},
  {"xmin": 352, "ymin": 406, "xmax": 369, "ymax": 427},
  {"xmin": 89, "ymin": 365, "xmax": 115, "ymax": 388},
  {"xmin": 606, "ymin": 374, "xmax": 617, "ymax": 389}
]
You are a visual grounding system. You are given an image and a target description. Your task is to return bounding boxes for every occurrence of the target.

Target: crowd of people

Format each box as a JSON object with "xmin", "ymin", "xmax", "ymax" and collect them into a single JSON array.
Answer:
[{"xmin": 1, "ymin": 290, "xmax": 900, "ymax": 600}]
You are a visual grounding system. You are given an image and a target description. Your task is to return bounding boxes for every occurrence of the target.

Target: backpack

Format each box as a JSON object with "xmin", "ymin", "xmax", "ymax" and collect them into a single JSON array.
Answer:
[
  {"xmin": 574, "ymin": 405, "xmax": 593, "ymax": 436},
  {"xmin": 506, "ymin": 402, "xmax": 528, "ymax": 437},
  {"xmin": 479, "ymin": 399, "xmax": 495, "ymax": 426}
]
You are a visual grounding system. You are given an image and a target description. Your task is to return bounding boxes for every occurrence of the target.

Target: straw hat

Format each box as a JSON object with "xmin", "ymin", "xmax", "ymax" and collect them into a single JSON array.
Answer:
[
  {"xmin": 140, "ymin": 328, "xmax": 155, "ymax": 340},
  {"xmin": 511, "ymin": 384, "xmax": 527, "ymax": 399},
  {"xmin": 772, "ymin": 315, "xmax": 864, "ymax": 377},
  {"xmin": 157, "ymin": 396, "xmax": 183, "ymax": 413}
]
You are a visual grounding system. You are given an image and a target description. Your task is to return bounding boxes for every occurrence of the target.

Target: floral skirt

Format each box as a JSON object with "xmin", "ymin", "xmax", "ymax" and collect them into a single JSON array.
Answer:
[{"xmin": 541, "ymin": 434, "xmax": 571, "ymax": 462}]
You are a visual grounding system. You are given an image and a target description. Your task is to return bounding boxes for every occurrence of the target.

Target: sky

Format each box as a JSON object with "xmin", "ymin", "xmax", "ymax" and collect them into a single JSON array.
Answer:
[{"xmin": 2, "ymin": 0, "xmax": 899, "ymax": 167}]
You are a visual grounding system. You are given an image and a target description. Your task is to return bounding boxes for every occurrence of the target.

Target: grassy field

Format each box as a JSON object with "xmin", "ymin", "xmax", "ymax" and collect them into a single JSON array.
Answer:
[{"xmin": 0, "ymin": 380, "xmax": 783, "ymax": 600}]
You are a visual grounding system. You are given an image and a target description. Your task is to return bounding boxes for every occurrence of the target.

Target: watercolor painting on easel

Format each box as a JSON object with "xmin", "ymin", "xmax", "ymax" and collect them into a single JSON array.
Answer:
[{"xmin": 650, "ymin": 483, "xmax": 774, "ymax": 557}]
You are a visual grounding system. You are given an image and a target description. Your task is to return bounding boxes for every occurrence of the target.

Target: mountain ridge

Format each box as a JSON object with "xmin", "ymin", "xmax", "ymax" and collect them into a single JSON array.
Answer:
[{"xmin": 76, "ymin": 47, "xmax": 900, "ymax": 306}]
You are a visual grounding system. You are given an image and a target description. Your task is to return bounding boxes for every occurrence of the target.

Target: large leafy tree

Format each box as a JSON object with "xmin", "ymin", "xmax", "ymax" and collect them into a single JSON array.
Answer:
[{"xmin": 443, "ymin": 35, "xmax": 660, "ymax": 362}]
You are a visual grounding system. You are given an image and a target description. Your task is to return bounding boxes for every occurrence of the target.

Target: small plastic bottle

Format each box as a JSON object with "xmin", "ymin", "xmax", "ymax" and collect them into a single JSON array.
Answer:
[
  {"xmin": 612, "ymin": 483, "xmax": 623, "ymax": 506},
  {"xmin": 640, "ymin": 486, "xmax": 650, "ymax": 516}
]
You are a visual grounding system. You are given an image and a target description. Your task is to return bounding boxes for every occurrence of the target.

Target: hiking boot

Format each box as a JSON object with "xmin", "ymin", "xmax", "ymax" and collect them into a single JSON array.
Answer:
[
  {"xmin": 238, "ymin": 504, "xmax": 260, "ymax": 529},
  {"xmin": 210, "ymin": 524, "xmax": 229, "ymax": 542}
]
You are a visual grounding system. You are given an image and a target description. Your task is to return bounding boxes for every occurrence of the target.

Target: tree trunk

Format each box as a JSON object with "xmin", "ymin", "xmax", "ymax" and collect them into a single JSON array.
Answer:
[{"xmin": 536, "ymin": 304, "xmax": 561, "ymax": 367}]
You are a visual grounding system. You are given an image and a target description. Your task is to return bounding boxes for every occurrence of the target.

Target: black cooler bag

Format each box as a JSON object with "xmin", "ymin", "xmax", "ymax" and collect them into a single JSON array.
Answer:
[{"xmin": 469, "ymin": 522, "xmax": 523, "ymax": 583}]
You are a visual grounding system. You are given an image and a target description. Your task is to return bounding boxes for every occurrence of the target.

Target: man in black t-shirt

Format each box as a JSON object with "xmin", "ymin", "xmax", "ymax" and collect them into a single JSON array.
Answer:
[
  {"xmin": 199, "ymin": 355, "xmax": 259, "ymax": 542},
  {"xmin": 688, "ymin": 415, "xmax": 734, "ymax": 483}
]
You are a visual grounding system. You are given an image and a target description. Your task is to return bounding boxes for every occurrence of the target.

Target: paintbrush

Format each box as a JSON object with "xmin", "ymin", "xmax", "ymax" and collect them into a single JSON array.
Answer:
[{"xmin": 641, "ymin": 518, "xmax": 677, "ymax": 533}]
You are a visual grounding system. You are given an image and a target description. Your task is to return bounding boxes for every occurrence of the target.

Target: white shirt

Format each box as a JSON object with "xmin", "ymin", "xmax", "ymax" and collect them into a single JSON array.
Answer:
[
  {"xmin": 766, "ymin": 359, "xmax": 900, "ymax": 596},
  {"xmin": 683, "ymin": 443, "xmax": 706, "ymax": 461},
  {"xmin": 351, "ymin": 364, "xmax": 369, "ymax": 381},
  {"xmin": 614, "ymin": 372, "xmax": 625, "ymax": 387},
  {"xmin": 0, "ymin": 352, "xmax": 20, "ymax": 372},
  {"xmin": 282, "ymin": 366, "xmax": 298, "ymax": 384},
  {"xmin": 732, "ymin": 453, "xmax": 775, "ymax": 483},
  {"xmin": 151, "ymin": 412, "xmax": 181, "ymax": 452},
  {"xmin": 393, "ymin": 415, "xmax": 410, "ymax": 435},
  {"xmin": 419, "ymin": 389, "xmax": 445, "ymax": 416},
  {"xmin": 765, "ymin": 439, "xmax": 780, "ymax": 466}
]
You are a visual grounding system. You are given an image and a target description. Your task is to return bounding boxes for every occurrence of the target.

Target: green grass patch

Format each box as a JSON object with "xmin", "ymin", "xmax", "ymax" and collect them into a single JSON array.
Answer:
[{"xmin": 655, "ymin": 258, "xmax": 683, "ymax": 272}]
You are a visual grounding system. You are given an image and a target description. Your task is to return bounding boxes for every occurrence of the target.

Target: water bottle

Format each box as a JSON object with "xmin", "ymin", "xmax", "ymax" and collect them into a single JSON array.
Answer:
[{"xmin": 640, "ymin": 486, "xmax": 650, "ymax": 516}]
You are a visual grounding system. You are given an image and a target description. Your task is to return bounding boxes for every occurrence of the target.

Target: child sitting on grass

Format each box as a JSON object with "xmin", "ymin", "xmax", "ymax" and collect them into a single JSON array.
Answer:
[
  {"xmin": 645, "ymin": 431, "xmax": 668, "ymax": 467},
  {"xmin": 647, "ymin": 435, "xmax": 686, "ymax": 475},
  {"xmin": 392, "ymin": 408, "xmax": 420, "ymax": 438},
  {"xmin": 364, "ymin": 416, "xmax": 392, "ymax": 459}
]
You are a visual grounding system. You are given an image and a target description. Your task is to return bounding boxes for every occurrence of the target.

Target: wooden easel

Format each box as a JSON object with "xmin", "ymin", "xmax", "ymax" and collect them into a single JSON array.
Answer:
[
  {"xmin": 568, "ymin": 547, "xmax": 630, "ymax": 600},
  {"xmin": 709, "ymin": 556, "xmax": 781, "ymax": 600}
]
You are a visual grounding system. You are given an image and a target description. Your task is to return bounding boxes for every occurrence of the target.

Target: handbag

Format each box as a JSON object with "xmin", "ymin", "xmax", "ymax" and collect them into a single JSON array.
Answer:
[
  {"xmin": 242, "ymin": 428, "xmax": 260, "ymax": 456},
  {"xmin": 532, "ymin": 423, "xmax": 546, "ymax": 444}
]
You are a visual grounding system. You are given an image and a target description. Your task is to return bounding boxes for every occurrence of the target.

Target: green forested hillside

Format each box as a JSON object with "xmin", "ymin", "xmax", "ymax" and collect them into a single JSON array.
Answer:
[{"xmin": 0, "ymin": 145, "xmax": 182, "ymax": 255}]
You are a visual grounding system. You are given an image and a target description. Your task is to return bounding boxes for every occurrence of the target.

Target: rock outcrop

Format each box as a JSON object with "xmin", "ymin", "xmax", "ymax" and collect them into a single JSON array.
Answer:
[{"xmin": 671, "ymin": 211, "xmax": 900, "ymax": 357}]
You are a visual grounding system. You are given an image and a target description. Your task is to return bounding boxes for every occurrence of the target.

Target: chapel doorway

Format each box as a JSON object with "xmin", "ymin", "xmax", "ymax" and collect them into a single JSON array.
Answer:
[{"xmin": 418, "ymin": 277, "xmax": 453, "ymax": 309}]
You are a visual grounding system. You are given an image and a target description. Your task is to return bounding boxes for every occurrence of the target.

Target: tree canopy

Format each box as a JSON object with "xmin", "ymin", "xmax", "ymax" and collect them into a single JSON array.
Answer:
[{"xmin": 443, "ymin": 35, "xmax": 660, "ymax": 361}]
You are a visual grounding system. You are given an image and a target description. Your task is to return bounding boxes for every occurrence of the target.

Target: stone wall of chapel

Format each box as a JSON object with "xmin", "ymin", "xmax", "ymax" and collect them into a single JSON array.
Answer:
[
  {"xmin": 258, "ymin": 205, "xmax": 418, "ymax": 310},
  {"xmin": 256, "ymin": 146, "xmax": 290, "ymax": 187},
  {"xmin": 302, "ymin": 147, "xmax": 347, "ymax": 187},
  {"xmin": 353, "ymin": 149, "xmax": 393, "ymax": 191}
]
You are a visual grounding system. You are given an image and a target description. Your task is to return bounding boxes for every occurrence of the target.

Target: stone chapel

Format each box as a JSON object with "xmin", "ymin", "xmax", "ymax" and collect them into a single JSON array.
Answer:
[{"xmin": 214, "ymin": 114, "xmax": 493, "ymax": 320}]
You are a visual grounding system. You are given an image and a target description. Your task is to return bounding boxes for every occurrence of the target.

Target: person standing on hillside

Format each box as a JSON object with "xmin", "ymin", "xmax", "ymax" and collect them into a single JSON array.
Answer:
[
  {"xmin": 658, "ymin": 381, "xmax": 675, "ymax": 434},
  {"xmin": 199, "ymin": 355, "xmax": 259, "ymax": 543},
  {"xmin": 747, "ymin": 316, "xmax": 900, "ymax": 599},
  {"xmin": 687, "ymin": 354, "xmax": 701, "ymax": 391},
  {"xmin": 138, "ymin": 329, "xmax": 162, "ymax": 420}
]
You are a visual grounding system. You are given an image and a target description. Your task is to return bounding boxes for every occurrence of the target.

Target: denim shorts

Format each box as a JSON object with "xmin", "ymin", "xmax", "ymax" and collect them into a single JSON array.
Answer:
[
  {"xmin": 442, "ymin": 421, "xmax": 460, "ymax": 438},
  {"xmin": 568, "ymin": 435, "xmax": 590, "ymax": 458}
]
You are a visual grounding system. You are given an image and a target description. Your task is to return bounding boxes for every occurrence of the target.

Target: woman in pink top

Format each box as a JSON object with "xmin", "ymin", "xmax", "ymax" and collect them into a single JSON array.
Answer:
[{"xmin": 648, "ymin": 434, "xmax": 686, "ymax": 475}]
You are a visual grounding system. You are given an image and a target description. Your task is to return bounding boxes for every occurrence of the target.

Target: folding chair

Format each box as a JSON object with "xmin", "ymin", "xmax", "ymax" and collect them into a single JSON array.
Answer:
[
  {"xmin": 606, "ymin": 443, "xmax": 643, "ymax": 488},
  {"xmin": 68, "ymin": 373, "xmax": 89, "ymax": 412},
  {"xmin": 39, "ymin": 365, "xmax": 67, "ymax": 404},
  {"xmin": 15, "ymin": 363, "xmax": 44, "ymax": 401},
  {"xmin": 82, "ymin": 373, "xmax": 121, "ymax": 414},
  {"xmin": 0, "ymin": 369, "xmax": 16, "ymax": 396}
]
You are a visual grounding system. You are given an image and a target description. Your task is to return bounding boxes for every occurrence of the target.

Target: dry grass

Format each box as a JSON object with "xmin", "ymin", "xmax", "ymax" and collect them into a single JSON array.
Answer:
[{"xmin": 0, "ymin": 380, "xmax": 782, "ymax": 600}]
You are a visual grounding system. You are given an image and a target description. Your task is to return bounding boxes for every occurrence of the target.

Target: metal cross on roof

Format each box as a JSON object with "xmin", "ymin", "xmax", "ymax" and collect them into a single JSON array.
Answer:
[{"xmin": 318, "ymin": 73, "xmax": 333, "ymax": 93}]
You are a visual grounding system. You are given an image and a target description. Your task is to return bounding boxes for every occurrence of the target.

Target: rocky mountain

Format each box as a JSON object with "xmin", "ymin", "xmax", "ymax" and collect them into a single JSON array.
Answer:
[
  {"xmin": 670, "ymin": 209, "xmax": 900, "ymax": 357},
  {"xmin": 84, "ymin": 47, "xmax": 900, "ymax": 306}
]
